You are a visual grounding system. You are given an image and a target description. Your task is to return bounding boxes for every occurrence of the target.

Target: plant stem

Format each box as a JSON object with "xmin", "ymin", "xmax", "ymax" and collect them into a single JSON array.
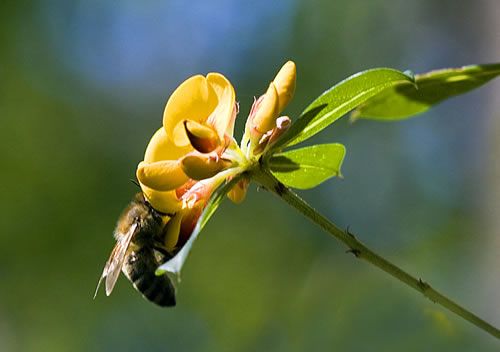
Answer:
[{"xmin": 251, "ymin": 167, "xmax": 500, "ymax": 339}]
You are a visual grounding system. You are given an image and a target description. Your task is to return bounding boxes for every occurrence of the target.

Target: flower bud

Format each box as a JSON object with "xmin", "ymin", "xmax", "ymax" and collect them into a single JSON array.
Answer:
[
  {"xmin": 253, "ymin": 116, "xmax": 291, "ymax": 155},
  {"xmin": 273, "ymin": 61, "xmax": 296, "ymax": 112},
  {"xmin": 252, "ymin": 82, "xmax": 279, "ymax": 134},
  {"xmin": 268, "ymin": 116, "xmax": 291, "ymax": 146},
  {"xmin": 227, "ymin": 178, "xmax": 249, "ymax": 204},
  {"xmin": 252, "ymin": 130, "xmax": 273, "ymax": 155}
]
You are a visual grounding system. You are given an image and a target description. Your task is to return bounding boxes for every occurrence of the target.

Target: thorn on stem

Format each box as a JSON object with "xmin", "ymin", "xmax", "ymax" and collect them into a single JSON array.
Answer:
[
  {"xmin": 345, "ymin": 226, "xmax": 356, "ymax": 238},
  {"xmin": 274, "ymin": 181, "xmax": 286, "ymax": 196},
  {"xmin": 418, "ymin": 278, "xmax": 430, "ymax": 291},
  {"xmin": 346, "ymin": 248, "xmax": 361, "ymax": 258}
]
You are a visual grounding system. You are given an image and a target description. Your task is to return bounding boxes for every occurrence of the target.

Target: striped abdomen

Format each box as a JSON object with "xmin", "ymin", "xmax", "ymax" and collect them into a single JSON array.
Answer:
[{"xmin": 122, "ymin": 246, "xmax": 176, "ymax": 307}]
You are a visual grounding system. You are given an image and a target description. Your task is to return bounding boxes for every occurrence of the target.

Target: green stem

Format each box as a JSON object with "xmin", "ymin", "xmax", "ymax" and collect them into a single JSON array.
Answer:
[{"xmin": 251, "ymin": 167, "xmax": 500, "ymax": 339}]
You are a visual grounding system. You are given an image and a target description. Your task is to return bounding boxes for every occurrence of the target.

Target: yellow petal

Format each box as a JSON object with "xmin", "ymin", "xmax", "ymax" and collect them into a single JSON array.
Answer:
[
  {"xmin": 206, "ymin": 73, "xmax": 236, "ymax": 138},
  {"xmin": 144, "ymin": 128, "xmax": 192, "ymax": 163},
  {"xmin": 252, "ymin": 82, "xmax": 279, "ymax": 134},
  {"xmin": 163, "ymin": 75, "xmax": 218, "ymax": 147},
  {"xmin": 273, "ymin": 61, "xmax": 296, "ymax": 112},
  {"xmin": 137, "ymin": 160, "xmax": 189, "ymax": 191},
  {"xmin": 141, "ymin": 184, "xmax": 182, "ymax": 214},
  {"xmin": 163, "ymin": 211, "xmax": 183, "ymax": 251},
  {"xmin": 180, "ymin": 154, "xmax": 230, "ymax": 180}
]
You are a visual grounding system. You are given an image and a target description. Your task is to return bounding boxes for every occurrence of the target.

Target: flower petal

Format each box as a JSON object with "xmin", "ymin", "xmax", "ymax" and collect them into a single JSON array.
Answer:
[
  {"xmin": 144, "ymin": 128, "xmax": 192, "ymax": 163},
  {"xmin": 163, "ymin": 75, "xmax": 218, "ymax": 146},
  {"xmin": 141, "ymin": 184, "xmax": 182, "ymax": 214},
  {"xmin": 137, "ymin": 160, "xmax": 189, "ymax": 191},
  {"xmin": 206, "ymin": 73, "xmax": 236, "ymax": 138}
]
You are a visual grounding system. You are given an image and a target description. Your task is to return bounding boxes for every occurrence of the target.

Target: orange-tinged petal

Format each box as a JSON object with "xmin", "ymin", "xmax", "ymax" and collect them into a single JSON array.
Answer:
[
  {"xmin": 252, "ymin": 82, "xmax": 279, "ymax": 134},
  {"xmin": 137, "ymin": 160, "xmax": 189, "ymax": 191},
  {"xmin": 144, "ymin": 128, "xmax": 192, "ymax": 163},
  {"xmin": 273, "ymin": 61, "xmax": 296, "ymax": 112},
  {"xmin": 177, "ymin": 204, "xmax": 203, "ymax": 247},
  {"xmin": 163, "ymin": 75, "xmax": 218, "ymax": 147},
  {"xmin": 175, "ymin": 179, "xmax": 197, "ymax": 199},
  {"xmin": 206, "ymin": 73, "xmax": 236, "ymax": 138},
  {"xmin": 141, "ymin": 184, "xmax": 182, "ymax": 214}
]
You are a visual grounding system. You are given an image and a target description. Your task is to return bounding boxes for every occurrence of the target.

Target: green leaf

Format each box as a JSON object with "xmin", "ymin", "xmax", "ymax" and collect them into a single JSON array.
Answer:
[
  {"xmin": 351, "ymin": 63, "xmax": 500, "ymax": 120},
  {"xmin": 268, "ymin": 143, "xmax": 346, "ymax": 189},
  {"xmin": 271, "ymin": 68, "xmax": 415, "ymax": 150},
  {"xmin": 156, "ymin": 176, "xmax": 242, "ymax": 276}
]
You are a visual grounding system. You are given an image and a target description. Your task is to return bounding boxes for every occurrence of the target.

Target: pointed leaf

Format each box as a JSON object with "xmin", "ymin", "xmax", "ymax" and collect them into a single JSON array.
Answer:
[
  {"xmin": 156, "ymin": 176, "xmax": 242, "ymax": 277},
  {"xmin": 272, "ymin": 69, "xmax": 414, "ymax": 150},
  {"xmin": 268, "ymin": 143, "xmax": 346, "ymax": 189},
  {"xmin": 352, "ymin": 63, "xmax": 500, "ymax": 120}
]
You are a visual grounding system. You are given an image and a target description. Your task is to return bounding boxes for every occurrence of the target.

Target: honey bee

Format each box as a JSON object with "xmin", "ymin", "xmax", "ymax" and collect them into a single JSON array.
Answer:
[{"xmin": 94, "ymin": 193, "xmax": 176, "ymax": 307}]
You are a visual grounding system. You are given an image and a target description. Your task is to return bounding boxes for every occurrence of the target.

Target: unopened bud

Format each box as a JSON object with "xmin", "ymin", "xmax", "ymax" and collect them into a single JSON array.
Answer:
[
  {"xmin": 268, "ymin": 116, "xmax": 291, "ymax": 146},
  {"xmin": 252, "ymin": 82, "xmax": 279, "ymax": 135},
  {"xmin": 253, "ymin": 130, "xmax": 273, "ymax": 155},
  {"xmin": 253, "ymin": 116, "xmax": 291, "ymax": 155},
  {"xmin": 227, "ymin": 178, "xmax": 249, "ymax": 204},
  {"xmin": 273, "ymin": 61, "xmax": 296, "ymax": 112}
]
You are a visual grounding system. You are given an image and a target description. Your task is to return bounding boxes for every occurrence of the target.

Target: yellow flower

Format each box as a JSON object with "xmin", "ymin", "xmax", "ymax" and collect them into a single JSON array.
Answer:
[
  {"xmin": 137, "ymin": 72, "xmax": 237, "ymax": 214},
  {"xmin": 135, "ymin": 61, "xmax": 296, "ymax": 250}
]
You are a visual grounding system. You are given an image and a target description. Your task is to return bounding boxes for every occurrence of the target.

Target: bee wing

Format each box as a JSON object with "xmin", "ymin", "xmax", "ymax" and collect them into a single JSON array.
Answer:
[{"xmin": 94, "ymin": 222, "xmax": 138, "ymax": 298}]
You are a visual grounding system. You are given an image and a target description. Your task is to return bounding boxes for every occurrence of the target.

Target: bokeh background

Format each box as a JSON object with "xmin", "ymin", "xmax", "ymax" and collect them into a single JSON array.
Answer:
[{"xmin": 1, "ymin": 0, "xmax": 499, "ymax": 351}]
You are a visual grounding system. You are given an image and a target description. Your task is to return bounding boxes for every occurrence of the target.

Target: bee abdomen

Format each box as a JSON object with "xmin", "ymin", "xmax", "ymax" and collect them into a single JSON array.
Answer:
[{"xmin": 123, "ymin": 248, "xmax": 176, "ymax": 307}]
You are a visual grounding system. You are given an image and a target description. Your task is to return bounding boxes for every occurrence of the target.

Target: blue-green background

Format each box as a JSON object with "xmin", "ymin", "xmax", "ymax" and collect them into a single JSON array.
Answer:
[{"xmin": 1, "ymin": 0, "xmax": 499, "ymax": 351}]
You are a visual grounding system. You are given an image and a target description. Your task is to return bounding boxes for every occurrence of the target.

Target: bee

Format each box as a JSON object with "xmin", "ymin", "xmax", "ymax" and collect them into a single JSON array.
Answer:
[{"xmin": 94, "ymin": 193, "xmax": 176, "ymax": 307}]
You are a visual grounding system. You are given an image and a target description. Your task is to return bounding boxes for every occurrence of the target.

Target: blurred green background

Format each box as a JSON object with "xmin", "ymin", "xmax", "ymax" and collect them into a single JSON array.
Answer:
[{"xmin": 1, "ymin": 0, "xmax": 499, "ymax": 351}]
